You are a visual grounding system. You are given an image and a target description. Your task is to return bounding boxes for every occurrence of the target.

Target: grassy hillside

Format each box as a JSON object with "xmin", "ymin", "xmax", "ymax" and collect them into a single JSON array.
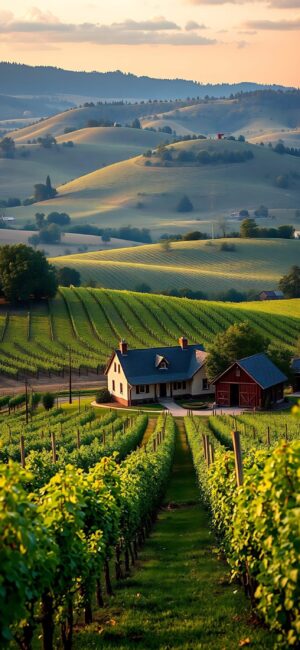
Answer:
[
  {"xmin": 250, "ymin": 128, "xmax": 300, "ymax": 148},
  {"xmin": 7, "ymin": 138, "xmax": 300, "ymax": 233},
  {"xmin": 51, "ymin": 238, "xmax": 300, "ymax": 295},
  {"xmin": 0, "ymin": 127, "xmax": 165, "ymax": 201},
  {"xmin": 0, "ymin": 288, "xmax": 299, "ymax": 378}
]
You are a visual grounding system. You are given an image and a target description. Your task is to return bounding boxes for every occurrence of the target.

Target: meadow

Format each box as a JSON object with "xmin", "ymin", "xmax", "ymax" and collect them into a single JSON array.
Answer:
[
  {"xmin": 51, "ymin": 238, "xmax": 300, "ymax": 294},
  {"xmin": 0, "ymin": 287, "xmax": 299, "ymax": 378}
]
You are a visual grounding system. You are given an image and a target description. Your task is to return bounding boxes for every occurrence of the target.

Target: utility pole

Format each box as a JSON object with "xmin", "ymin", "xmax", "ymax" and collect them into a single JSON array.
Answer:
[
  {"xmin": 25, "ymin": 378, "xmax": 29, "ymax": 425},
  {"xmin": 69, "ymin": 347, "xmax": 72, "ymax": 405},
  {"xmin": 211, "ymin": 222, "xmax": 214, "ymax": 240}
]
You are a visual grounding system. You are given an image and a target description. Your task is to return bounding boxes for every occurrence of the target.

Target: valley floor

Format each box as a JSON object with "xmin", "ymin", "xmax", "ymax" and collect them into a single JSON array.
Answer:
[{"xmin": 74, "ymin": 421, "xmax": 274, "ymax": 649}]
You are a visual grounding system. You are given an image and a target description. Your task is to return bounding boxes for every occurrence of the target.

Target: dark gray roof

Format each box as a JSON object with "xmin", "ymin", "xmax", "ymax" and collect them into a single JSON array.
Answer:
[
  {"xmin": 259, "ymin": 290, "xmax": 284, "ymax": 298},
  {"xmin": 291, "ymin": 358, "xmax": 300, "ymax": 373},
  {"xmin": 238, "ymin": 353, "xmax": 287, "ymax": 389},
  {"xmin": 113, "ymin": 344, "xmax": 206, "ymax": 386}
]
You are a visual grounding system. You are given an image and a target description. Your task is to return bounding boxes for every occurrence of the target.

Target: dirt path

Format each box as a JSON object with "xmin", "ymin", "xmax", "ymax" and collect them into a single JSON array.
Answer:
[{"xmin": 74, "ymin": 419, "xmax": 273, "ymax": 649}]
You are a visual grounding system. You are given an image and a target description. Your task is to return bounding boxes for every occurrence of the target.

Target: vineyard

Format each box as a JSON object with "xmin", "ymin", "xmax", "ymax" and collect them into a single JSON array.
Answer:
[
  {"xmin": 185, "ymin": 412, "xmax": 300, "ymax": 647},
  {"xmin": 51, "ymin": 239, "xmax": 300, "ymax": 294},
  {"xmin": 0, "ymin": 287, "xmax": 299, "ymax": 379},
  {"xmin": 0, "ymin": 395, "xmax": 299, "ymax": 647}
]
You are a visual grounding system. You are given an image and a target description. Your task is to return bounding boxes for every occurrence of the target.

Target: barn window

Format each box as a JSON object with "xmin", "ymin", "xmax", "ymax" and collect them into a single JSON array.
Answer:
[
  {"xmin": 120, "ymin": 383, "xmax": 123, "ymax": 394},
  {"xmin": 112, "ymin": 380, "xmax": 115, "ymax": 391}
]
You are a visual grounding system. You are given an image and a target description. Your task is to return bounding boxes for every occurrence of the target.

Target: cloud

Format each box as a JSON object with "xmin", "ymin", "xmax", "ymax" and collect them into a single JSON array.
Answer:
[
  {"xmin": 185, "ymin": 20, "xmax": 206, "ymax": 30},
  {"xmin": 244, "ymin": 17, "xmax": 300, "ymax": 28},
  {"xmin": 187, "ymin": 0, "xmax": 300, "ymax": 6},
  {"xmin": 0, "ymin": 11, "xmax": 217, "ymax": 46}
]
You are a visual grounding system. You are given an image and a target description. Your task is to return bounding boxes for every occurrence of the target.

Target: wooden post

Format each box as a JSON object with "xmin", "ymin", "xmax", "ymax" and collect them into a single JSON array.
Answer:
[
  {"xmin": 20, "ymin": 435, "xmax": 25, "ymax": 468},
  {"xmin": 77, "ymin": 429, "xmax": 81, "ymax": 449},
  {"xmin": 153, "ymin": 439, "xmax": 156, "ymax": 452},
  {"xmin": 205, "ymin": 435, "xmax": 211, "ymax": 466},
  {"xmin": 202, "ymin": 433, "xmax": 207, "ymax": 459},
  {"xmin": 266, "ymin": 426, "xmax": 270, "ymax": 447},
  {"xmin": 232, "ymin": 430, "xmax": 244, "ymax": 487},
  {"xmin": 51, "ymin": 431, "xmax": 56, "ymax": 463},
  {"xmin": 209, "ymin": 441, "xmax": 215, "ymax": 464}
]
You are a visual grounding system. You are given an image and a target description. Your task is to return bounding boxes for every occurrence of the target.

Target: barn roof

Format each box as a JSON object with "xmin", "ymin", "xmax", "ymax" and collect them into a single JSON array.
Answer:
[
  {"xmin": 108, "ymin": 344, "xmax": 206, "ymax": 386},
  {"xmin": 259, "ymin": 290, "xmax": 284, "ymax": 299},
  {"xmin": 214, "ymin": 352, "xmax": 287, "ymax": 389}
]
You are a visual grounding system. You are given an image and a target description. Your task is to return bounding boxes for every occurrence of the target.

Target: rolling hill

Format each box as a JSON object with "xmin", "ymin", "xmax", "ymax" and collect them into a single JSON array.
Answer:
[
  {"xmin": 7, "ymin": 138, "xmax": 300, "ymax": 235},
  {"xmin": 50, "ymin": 238, "xmax": 300, "ymax": 296},
  {"xmin": 0, "ymin": 127, "xmax": 166, "ymax": 200},
  {"xmin": 0, "ymin": 287, "xmax": 299, "ymax": 378}
]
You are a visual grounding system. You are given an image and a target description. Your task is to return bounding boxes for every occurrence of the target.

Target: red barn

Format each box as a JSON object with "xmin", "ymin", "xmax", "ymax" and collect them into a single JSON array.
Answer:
[{"xmin": 214, "ymin": 353, "xmax": 287, "ymax": 409}]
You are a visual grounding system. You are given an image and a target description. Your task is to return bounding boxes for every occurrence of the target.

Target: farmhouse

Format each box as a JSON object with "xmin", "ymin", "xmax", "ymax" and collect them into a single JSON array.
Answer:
[
  {"xmin": 214, "ymin": 352, "xmax": 287, "ymax": 409},
  {"xmin": 259, "ymin": 290, "xmax": 284, "ymax": 301},
  {"xmin": 105, "ymin": 338, "xmax": 213, "ymax": 406}
]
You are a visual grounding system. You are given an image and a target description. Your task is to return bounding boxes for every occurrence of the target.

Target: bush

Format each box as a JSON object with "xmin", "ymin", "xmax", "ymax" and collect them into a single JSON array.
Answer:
[
  {"xmin": 42, "ymin": 392, "xmax": 55, "ymax": 411},
  {"xmin": 220, "ymin": 242, "xmax": 236, "ymax": 252},
  {"xmin": 95, "ymin": 388, "xmax": 111, "ymax": 404},
  {"xmin": 176, "ymin": 195, "xmax": 194, "ymax": 213}
]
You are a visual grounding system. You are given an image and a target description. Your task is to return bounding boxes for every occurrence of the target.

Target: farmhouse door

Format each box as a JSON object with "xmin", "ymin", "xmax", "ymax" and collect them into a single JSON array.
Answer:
[
  {"xmin": 160, "ymin": 383, "xmax": 167, "ymax": 398},
  {"xmin": 230, "ymin": 383, "xmax": 240, "ymax": 406}
]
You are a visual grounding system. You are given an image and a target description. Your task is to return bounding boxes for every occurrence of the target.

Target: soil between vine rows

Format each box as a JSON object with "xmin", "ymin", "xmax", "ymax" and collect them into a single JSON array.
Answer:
[{"xmin": 73, "ymin": 420, "xmax": 274, "ymax": 650}]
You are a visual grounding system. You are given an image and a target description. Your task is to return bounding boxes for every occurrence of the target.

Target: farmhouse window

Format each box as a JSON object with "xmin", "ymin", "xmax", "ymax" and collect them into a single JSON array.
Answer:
[
  {"xmin": 120, "ymin": 383, "xmax": 123, "ymax": 394},
  {"xmin": 146, "ymin": 385, "xmax": 149, "ymax": 393},
  {"xmin": 202, "ymin": 378, "xmax": 208, "ymax": 390},
  {"xmin": 112, "ymin": 380, "xmax": 115, "ymax": 391},
  {"xmin": 159, "ymin": 361, "xmax": 167, "ymax": 369},
  {"xmin": 173, "ymin": 382, "xmax": 182, "ymax": 390},
  {"xmin": 118, "ymin": 364, "xmax": 121, "ymax": 374},
  {"xmin": 114, "ymin": 362, "xmax": 117, "ymax": 372},
  {"xmin": 182, "ymin": 381, "xmax": 186, "ymax": 389}
]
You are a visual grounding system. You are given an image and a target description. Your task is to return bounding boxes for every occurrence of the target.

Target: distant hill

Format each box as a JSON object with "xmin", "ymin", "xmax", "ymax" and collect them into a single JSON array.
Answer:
[
  {"xmin": 7, "ymin": 138, "xmax": 300, "ymax": 235},
  {"xmin": 0, "ymin": 93, "xmax": 74, "ymax": 123},
  {"xmin": 50, "ymin": 238, "xmax": 300, "ymax": 296},
  {"xmin": 0, "ymin": 62, "xmax": 292, "ymax": 100}
]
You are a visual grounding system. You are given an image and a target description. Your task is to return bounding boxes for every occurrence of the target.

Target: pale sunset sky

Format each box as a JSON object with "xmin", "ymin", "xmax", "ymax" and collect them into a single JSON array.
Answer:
[{"xmin": 0, "ymin": 0, "xmax": 299, "ymax": 85}]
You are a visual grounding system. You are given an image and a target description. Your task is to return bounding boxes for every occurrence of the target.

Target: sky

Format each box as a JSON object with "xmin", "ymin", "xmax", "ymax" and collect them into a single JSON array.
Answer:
[{"xmin": 0, "ymin": 1, "xmax": 299, "ymax": 86}]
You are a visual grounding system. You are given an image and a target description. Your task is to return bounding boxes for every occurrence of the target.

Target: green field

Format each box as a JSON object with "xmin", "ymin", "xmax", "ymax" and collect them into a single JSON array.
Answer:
[
  {"xmin": 5, "ymin": 138, "xmax": 300, "ymax": 234},
  {"xmin": 51, "ymin": 238, "xmax": 300, "ymax": 294},
  {"xmin": 0, "ymin": 287, "xmax": 299, "ymax": 378}
]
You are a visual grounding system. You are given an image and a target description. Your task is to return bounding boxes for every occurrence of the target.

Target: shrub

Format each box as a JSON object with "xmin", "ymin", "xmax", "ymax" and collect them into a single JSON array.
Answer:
[
  {"xmin": 95, "ymin": 388, "xmax": 111, "ymax": 404},
  {"xmin": 42, "ymin": 392, "xmax": 55, "ymax": 411},
  {"xmin": 220, "ymin": 242, "xmax": 236, "ymax": 252}
]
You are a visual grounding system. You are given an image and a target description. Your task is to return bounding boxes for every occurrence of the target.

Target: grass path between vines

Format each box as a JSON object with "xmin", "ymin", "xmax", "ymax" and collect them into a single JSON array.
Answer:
[{"xmin": 74, "ymin": 419, "xmax": 273, "ymax": 650}]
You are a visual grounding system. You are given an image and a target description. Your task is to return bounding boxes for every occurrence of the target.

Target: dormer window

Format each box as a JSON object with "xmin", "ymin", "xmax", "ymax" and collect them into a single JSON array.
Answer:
[{"xmin": 155, "ymin": 354, "xmax": 169, "ymax": 370}]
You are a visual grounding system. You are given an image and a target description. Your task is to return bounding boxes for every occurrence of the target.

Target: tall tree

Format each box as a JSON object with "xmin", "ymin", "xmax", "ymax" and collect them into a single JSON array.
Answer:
[
  {"xmin": 0, "ymin": 244, "xmax": 58, "ymax": 302},
  {"xmin": 206, "ymin": 322, "xmax": 268, "ymax": 380},
  {"xmin": 279, "ymin": 266, "xmax": 300, "ymax": 298}
]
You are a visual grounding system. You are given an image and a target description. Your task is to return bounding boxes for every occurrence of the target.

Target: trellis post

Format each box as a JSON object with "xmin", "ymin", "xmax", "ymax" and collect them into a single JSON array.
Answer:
[{"xmin": 232, "ymin": 430, "xmax": 244, "ymax": 487}]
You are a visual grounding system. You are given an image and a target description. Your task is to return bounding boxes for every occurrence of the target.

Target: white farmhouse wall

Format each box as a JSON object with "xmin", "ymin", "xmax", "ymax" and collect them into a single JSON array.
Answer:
[
  {"xmin": 107, "ymin": 353, "xmax": 129, "ymax": 402},
  {"xmin": 191, "ymin": 366, "xmax": 214, "ymax": 396}
]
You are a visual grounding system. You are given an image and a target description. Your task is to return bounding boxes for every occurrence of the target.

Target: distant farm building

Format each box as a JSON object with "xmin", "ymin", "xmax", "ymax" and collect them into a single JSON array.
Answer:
[
  {"xmin": 214, "ymin": 353, "xmax": 287, "ymax": 409},
  {"xmin": 291, "ymin": 358, "xmax": 300, "ymax": 391},
  {"xmin": 259, "ymin": 290, "xmax": 284, "ymax": 301},
  {"xmin": 105, "ymin": 338, "xmax": 213, "ymax": 406},
  {"xmin": 217, "ymin": 133, "xmax": 224, "ymax": 140}
]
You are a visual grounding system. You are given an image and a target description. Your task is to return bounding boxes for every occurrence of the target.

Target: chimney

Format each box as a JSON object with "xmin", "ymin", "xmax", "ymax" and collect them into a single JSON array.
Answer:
[
  {"xmin": 179, "ymin": 336, "xmax": 188, "ymax": 350},
  {"xmin": 119, "ymin": 340, "xmax": 128, "ymax": 355}
]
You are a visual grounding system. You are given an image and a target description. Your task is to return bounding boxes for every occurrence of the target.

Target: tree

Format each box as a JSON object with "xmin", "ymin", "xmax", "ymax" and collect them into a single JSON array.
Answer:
[
  {"xmin": 176, "ymin": 195, "xmax": 194, "ymax": 213},
  {"xmin": 160, "ymin": 239, "xmax": 171, "ymax": 253},
  {"xmin": 206, "ymin": 322, "xmax": 268, "ymax": 381},
  {"xmin": 239, "ymin": 209, "xmax": 249, "ymax": 218},
  {"xmin": 0, "ymin": 137, "xmax": 15, "ymax": 158},
  {"xmin": 254, "ymin": 205, "xmax": 268, "ymax": 218},
  {"xmin": 34, "ymin": 176, "xmax": 57, "ymax": 202},
  {"xmin": 47, "ymin": 212, "xmax": 70, "ymax": 226},
  {"xmin": 277, "ymin": 225, "xmax": 295, "ymax": 239},
  {"xmin": 35, "ymin": 212, "xmax": 45, "ymax": 229},
  {"xmin": 28, "ymin": 234, "xmax": 40, "ymax": 248},
  {"xmin": 131, "ymin": 118, "xmax": 141, "ymax": 129},
  {"xmin": 0, "ymin": 244, "xmax": 58, "ymax": 302},
  {"xmin": 42, "ymin": 392, "xmax": 55, "ymax": 411},
  {"xmin": 267, "ymin": 343, "xmax": 293, "ymax": 382},
  {"xmin": 57, "ymin": 267, "xmax": 81, "ymax": 287},
  {"xmin": 101, "ymin": 233, "xmax": 111, "ymax": 246},
  {"xmin": 182, "ymin": 230, "xmax": 207, "ymax": 241},
  {"xmin": 279, "ymin": 266, "xmax": 300, "ymax": 298},
  {"xmin": 240, "ymin": 218, "xmax": 258, "ymax": 238},
  {"xmin": 135, "ymin": 283, "xmax": 152, "ymax": 293},
  {"xmin": 39, "ymin": 224, "xmax": 61, "ymax": 244}
]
